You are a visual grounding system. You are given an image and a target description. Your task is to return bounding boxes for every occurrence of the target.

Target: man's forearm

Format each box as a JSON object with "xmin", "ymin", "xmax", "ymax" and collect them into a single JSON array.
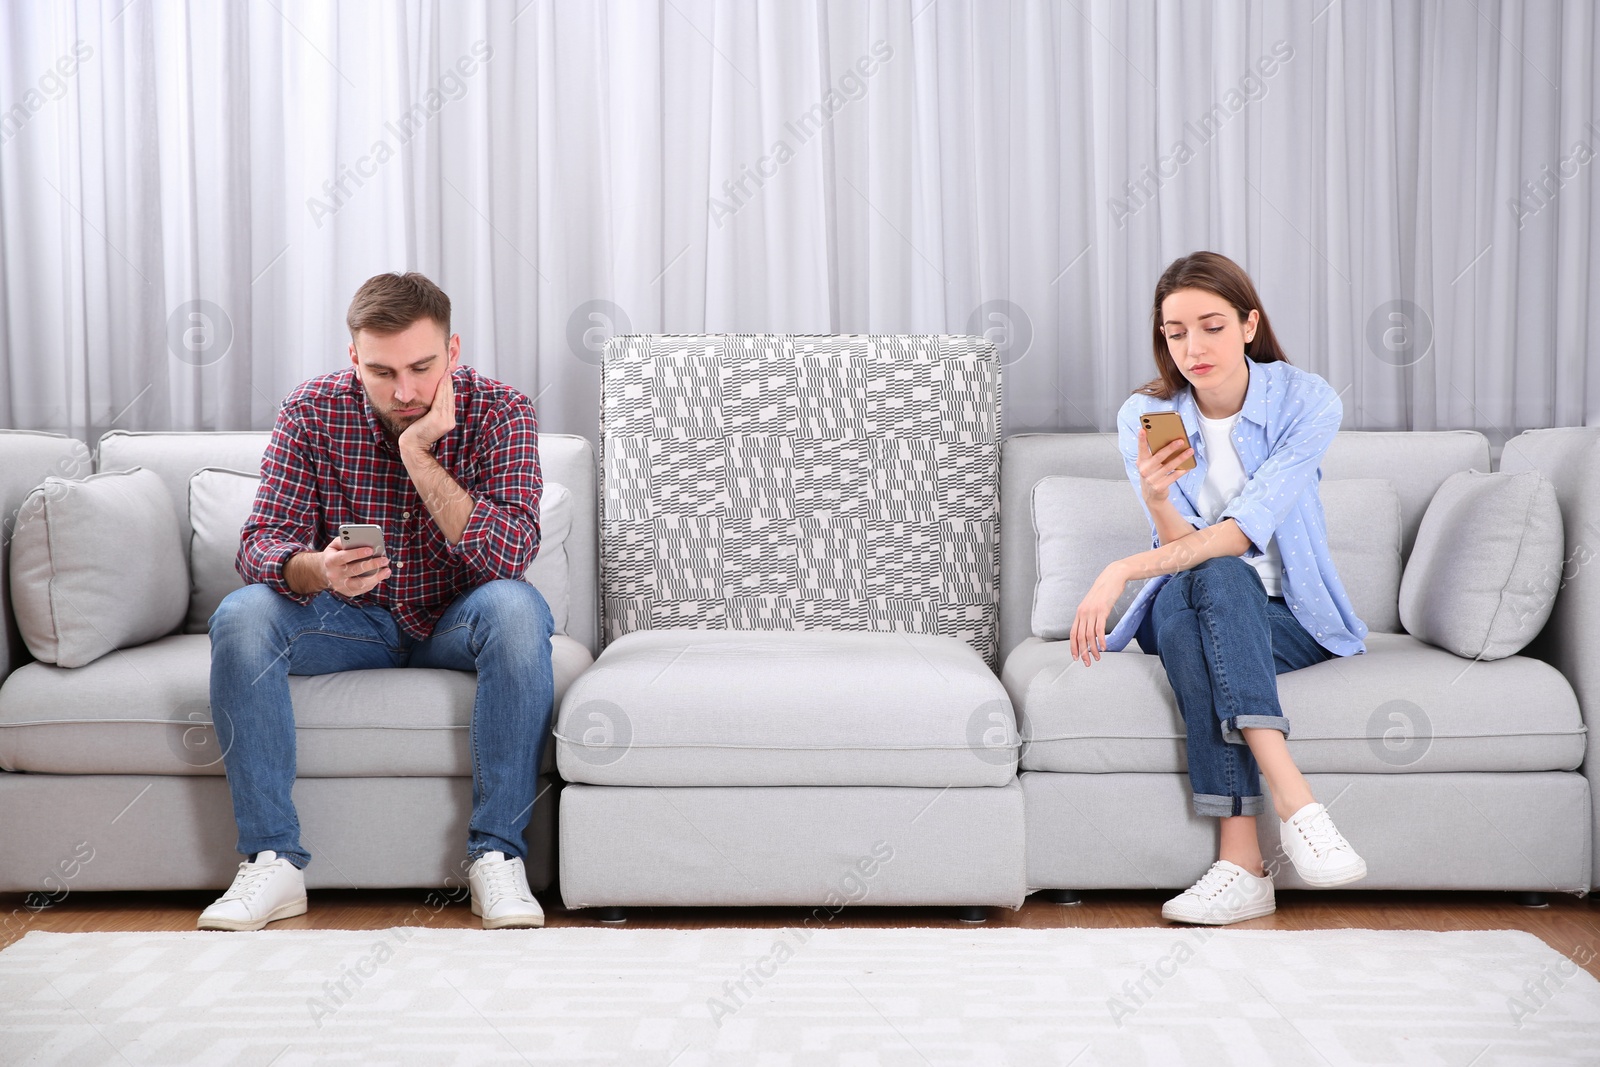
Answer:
[
  {"xmin": 401, "ymin": 444, "xmax": 473, "ymax": 544},
  {"xmin": 1118, "ymin": 519, "xmax": 1251, "ymax": 582},
  {"xmin": 1145, "ymin": 493, "xmax": 1199, "ymax": 547},
  {"xmin": 284, "ymin": 551, "xmax": 329, "ymax": 595}
]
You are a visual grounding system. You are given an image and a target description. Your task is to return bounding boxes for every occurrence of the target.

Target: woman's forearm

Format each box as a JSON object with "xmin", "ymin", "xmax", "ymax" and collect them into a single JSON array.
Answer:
[
  {"xmin": 1145, "ymin": 492, "xmax": 1199, "ymax": 547},
  {"xmin": 1117, "ymin": 518, "xmax": 1252, "ymax": 582}
]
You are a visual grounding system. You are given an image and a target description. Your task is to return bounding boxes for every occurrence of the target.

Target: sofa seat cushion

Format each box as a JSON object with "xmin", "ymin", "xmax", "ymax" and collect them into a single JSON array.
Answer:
[
  {"xmin": 0, "ymin": 633, "xmax": 592, "ymax": 776},
  {"xmin": 1003, "ymin": 633, "xmax": 1584, "ymax": 775},
  {"xmin": 555, "ymin": 629, "xmax": 1017, "ymax": 787}
]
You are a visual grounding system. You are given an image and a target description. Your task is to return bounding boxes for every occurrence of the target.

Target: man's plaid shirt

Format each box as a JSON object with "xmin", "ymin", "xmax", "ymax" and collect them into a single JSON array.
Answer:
[{"xmin": 237, "ymin": 365, "xmax": 542, "ymax": 639}]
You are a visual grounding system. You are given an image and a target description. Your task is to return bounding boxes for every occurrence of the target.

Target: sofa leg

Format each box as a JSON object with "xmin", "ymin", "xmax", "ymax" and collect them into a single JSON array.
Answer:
[
  {"xmin": 1041, "ymin": 889, "xmax": 1082, "ymax": 906},
  {"xmin": 955, "ymin": 906, "xmax": 988, "ymax": 923},
  {"xmin": 1512, "ymin": 892, "xmax": 1550, "ymax": 908},
  {"xmin": 593, "ymin": 906, "xmax": 629, "ymax": 923}
]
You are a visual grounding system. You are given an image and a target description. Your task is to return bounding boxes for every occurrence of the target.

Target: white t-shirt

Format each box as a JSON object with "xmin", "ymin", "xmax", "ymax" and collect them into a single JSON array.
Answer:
[{"xmin": 1195, "ymin": 410, "xmax": 1284, "ymax": 597}]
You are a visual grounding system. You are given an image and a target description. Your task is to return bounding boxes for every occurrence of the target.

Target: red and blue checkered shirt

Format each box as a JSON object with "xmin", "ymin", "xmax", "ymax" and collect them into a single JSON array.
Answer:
[{"xmin": 237, "ymin": 365, "xmax": 542, "ymax": 639}]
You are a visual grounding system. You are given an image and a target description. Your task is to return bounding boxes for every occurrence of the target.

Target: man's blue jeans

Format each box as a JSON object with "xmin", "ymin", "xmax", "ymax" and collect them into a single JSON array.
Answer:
[
  {"xmin": 209, "ymin": 580, "xmax": 556, "ymax": 869},
  {"xmin": 1134, "ymin": 556, "xmax": 1333, "ymax": 818}
]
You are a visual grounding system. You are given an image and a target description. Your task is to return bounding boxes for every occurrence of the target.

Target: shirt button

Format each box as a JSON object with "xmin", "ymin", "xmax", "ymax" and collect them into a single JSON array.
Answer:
[
  {"xmin": 403, "ymin": 511, "xmax": 411, "ymax": 519},
  {"xmin": 396, "ymin": 562, "xmax": 404, "ymax": 570}
]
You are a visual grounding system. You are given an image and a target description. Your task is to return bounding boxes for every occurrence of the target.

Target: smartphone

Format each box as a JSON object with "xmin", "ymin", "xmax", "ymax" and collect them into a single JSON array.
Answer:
[
  {"xmin": 337, "ymin": 524, "xmax": 387, "ymax": 564},
  {"xmin": 1140, "ymin": 410, "xmax": 1195, "ymax": 471}
]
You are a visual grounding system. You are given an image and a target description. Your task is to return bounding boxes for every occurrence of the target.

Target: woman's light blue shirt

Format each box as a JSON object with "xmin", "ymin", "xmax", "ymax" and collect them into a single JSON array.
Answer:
[{"xmin": 1104, "ymin": 359, "xmax": 1369, "ymax": 657}]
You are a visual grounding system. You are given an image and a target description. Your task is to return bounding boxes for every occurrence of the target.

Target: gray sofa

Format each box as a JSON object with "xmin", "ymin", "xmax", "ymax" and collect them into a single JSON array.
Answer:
[
  {"xmin": 0, "ymin": 429, "xmax": 599, "ymax": 894},
  {"xmin": 1001, "ymin": 428, "xmax": 1598, "ymax": 899},
  {"xmin": 1, "ymin": 408, "xmax": 1593, "ymax": 911}
]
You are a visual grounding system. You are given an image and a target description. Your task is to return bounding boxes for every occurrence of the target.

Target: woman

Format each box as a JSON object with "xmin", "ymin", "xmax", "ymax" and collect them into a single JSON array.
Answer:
[{"xmin": 1070, "ymin": 251, "xmax": 1367, "ymax": 925}]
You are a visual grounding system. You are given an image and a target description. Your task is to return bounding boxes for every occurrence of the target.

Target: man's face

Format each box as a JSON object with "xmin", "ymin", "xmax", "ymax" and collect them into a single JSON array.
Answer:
[{"xmin": 349, "ymin": 319, "xmax": 460, "ymax": 437}]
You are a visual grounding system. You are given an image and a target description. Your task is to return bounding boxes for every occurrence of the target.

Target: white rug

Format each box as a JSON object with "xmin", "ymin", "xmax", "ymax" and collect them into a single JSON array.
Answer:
[{"xmin": 2, "ymin": 927, "xmax": 1597, "ymax": 1066}]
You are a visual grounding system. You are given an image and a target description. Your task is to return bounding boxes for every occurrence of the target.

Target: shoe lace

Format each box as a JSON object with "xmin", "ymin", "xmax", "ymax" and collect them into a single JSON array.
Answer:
[
  {"xmin": 478, "ymin": 857, "xmax": 529, "ymax": 902},
  {"xmin": 1189, "ymin": 863, "xmax": 1240, "ymax": 899},
  {"xmin": 217, "ymin": 861, "xmax": 275, "ymax": 904},
  {"xmin": 1296, "ymin": 811, "xmax": 1349, "ymax": 857}
]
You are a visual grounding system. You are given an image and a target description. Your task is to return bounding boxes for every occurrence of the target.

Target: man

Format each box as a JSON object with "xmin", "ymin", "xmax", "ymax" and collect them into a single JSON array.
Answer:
[{"xmin": 200, "ymin": 271, "xmax": 554, "ymax": 931}]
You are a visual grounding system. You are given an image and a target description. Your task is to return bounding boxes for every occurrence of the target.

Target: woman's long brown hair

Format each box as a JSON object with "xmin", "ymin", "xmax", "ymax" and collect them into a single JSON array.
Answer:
[{"xmin": 1136, "ymin": 252, "xmax": 1291, "ymax": 400}]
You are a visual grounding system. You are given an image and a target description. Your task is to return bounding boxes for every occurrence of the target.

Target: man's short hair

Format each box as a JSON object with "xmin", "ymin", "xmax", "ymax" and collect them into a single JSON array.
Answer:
[{"xmin": 346, "ymin": 272, "xmax": 451, "ymax": 339}]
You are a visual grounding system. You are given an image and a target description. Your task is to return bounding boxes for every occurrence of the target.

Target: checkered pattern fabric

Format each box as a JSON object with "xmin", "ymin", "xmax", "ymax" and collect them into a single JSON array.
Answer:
[{"xmin": 600, "ymin": 335, "xmax": 1001, "ymax": 665}]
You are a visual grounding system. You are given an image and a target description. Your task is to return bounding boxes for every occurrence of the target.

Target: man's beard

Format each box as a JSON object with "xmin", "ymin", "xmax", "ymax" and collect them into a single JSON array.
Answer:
[{"xmin": 367, "ymin": 394, "xmax": 426, "ymax": 439}]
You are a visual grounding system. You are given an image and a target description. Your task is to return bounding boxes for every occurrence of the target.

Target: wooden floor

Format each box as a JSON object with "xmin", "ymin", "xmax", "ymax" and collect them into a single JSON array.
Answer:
[{"xmin": 5, "ymin": 888, "xmax": 1598, "ymax": 980}]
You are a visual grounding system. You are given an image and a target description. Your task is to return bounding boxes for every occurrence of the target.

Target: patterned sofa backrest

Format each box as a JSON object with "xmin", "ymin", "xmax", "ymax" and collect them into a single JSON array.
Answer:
[
  {"xmin": 600, "ymin": 334, "xmax": 1002, "ymax": 666},
  {"xmin": 95, "ymin": 429, "xmax": 600, "ymax": 655},
  {"xmin": 997, "ymin": 429, "xmax": 1492, "ymax": 661}
]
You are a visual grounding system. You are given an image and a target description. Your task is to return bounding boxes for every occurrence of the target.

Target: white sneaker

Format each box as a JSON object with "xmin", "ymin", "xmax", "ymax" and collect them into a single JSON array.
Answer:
[
  {"xmin": 1162, "ymin": 860, "xmax": 1276, "ymax": 925},
  {"xmin": 197, "ymin": 851, "xmax": 307, "ymax": 931},
  {"xmin": 1281, "ymin": 802, "xmax": 1368, "ymax": 887},
  {"xmin": 468, "ymin": 852, "xmax": 545, "ymax": 929}
]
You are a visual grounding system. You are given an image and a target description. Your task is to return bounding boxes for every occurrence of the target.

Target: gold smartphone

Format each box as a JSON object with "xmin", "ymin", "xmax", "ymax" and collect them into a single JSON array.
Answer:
[{"xmin": 1139, "ymin": 410, "xmax": 1195, "ymax": 470}]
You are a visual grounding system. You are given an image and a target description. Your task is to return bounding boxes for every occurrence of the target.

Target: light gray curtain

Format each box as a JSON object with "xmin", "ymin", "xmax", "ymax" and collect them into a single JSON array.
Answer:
[{"xmin": 1, "ymin": 0, "xmax": 1595, "ymax": 448}]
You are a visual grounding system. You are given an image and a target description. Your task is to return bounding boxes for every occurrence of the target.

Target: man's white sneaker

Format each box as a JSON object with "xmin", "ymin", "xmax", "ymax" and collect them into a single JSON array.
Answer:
[
  {"xmin": 1280, "ymin": 802, "xmax": 1368, "ymax": 887},
  {"xmin": 1162, "ymin": 860, "xmax": 1277, "ymax": 925},
  {"xmin": 468, "ymin": 852, "xmax": 545, "ymax": 929},
  {"xmin": 197, "ymin": 851, "xmax": 307, "ymax": 931}
]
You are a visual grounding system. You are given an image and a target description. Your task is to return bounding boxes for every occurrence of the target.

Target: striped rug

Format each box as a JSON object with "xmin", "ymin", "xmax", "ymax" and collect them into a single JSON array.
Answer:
[{"xmin": 2, "ymin": 926, "xmax": 1597, "ymax": 1065}]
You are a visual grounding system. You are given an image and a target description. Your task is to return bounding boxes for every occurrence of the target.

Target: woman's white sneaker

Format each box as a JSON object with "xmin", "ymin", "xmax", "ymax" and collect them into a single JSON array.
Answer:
[
  {"xmin": 1162, "ymin": 860, "xmax": 1276, "ymax": 925},
  {"xmin": 197, "ymin": 851, "xmax": 307, "ymax": 931},
  {"xmin": 468, "ymin": 852, "xmax": 545, "ymax": 929},
  {"xmin": 1280, "ymin": 802, "xmax": 1368, "ymax": 887}
]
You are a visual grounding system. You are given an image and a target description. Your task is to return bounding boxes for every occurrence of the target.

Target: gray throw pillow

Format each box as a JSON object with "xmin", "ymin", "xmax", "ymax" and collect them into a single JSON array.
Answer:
[
  {"xmin": 186, "ymin": 468, "xmax": 262, "ymax": 633},
  {"xmin": 1320, "ymin": 479, "xmax": 1403, "ymax": 633},
  {"xmin": 1399, "ymin": 469, "xmax": 1563, "ymax": 660},
  {"xmin": 1031, "ymin": 476, "xmax": 1150, "ymax": 639},
  {"xmin": 9, "ymin": 467, "xmax": 189, "ymax": 668}
]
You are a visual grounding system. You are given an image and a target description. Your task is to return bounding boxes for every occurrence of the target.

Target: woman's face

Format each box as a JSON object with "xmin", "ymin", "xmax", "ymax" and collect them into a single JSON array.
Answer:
[{"xmin": 1160, "ymin": 287, "xmax": 1259, "ymax": 399}]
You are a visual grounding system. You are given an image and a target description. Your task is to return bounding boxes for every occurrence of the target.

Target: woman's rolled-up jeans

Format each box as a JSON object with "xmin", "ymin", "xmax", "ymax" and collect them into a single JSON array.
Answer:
[{"xmin": 1133, "ymin": 556, "xmax": 1333, "ymax": 817}]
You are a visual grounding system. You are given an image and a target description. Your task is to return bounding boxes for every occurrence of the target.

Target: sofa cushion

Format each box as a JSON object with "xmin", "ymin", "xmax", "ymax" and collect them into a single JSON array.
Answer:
[
  {"xmin": 525, "ymin": 483, "xmax": 573, "ymax": 634},
  {"xmin": 0, "ymin": 633, "xmax": 592, "ymax": 776},
  {"xmin": 555, "ymin": 629, "xmax": 1017, "ymax": 787},
  {"xmin": 184, "ymin": 469, "xmax": 576, "ymax": 636},
  {"xmin": 9, "ymin": 468, "xmax": 189, "ymax": 668},
  {"xmin": 1030, "ymin": 476, "xmax": 1150, "ymax": 639},
  {"xmin": 186, "ymin": 468, "xmax": 261, "ymax": 632},
  {"xmin": 1028, "ymin": 476, "xmax": 1403, "ymax": 641},
  {"xmin": 1003, "ymin": 633, "xmax": 1584, "ymax": 775},
  {"xmin": 1400, "ymin": 470, "xmax": 1563, "ymax": 660},
  {"xmin": 1320, "ymin": 479, "xmax": 1403, "ymax": 634}
]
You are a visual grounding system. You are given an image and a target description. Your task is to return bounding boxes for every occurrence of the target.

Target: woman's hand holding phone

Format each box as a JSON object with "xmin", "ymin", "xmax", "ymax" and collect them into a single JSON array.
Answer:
[{"xmin": 1137, "ymin": 426, "xmax": 1194, "ymax": 505}]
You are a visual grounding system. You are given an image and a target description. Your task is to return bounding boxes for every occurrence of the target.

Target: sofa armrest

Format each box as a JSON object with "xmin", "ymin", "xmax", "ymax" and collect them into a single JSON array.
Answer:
[{"xmin": 1499, "ymin": 427, "xmax": 1600, "ymax": 889}]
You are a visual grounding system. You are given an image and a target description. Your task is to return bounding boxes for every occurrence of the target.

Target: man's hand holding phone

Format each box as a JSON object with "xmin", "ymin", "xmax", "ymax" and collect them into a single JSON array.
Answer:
[{"xmin": 321, "ymin": 525, "xmax": 390, "ymax": 597}]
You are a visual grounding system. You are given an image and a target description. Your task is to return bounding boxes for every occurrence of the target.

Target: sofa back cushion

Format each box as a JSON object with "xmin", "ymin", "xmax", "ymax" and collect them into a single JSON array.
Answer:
[
  {"xmin": 1000, "ymin": 430, "xmax": 1488, "ymax": 659},
  {"xmin": 185, "ymin": 470, "xmax": 577, "ymax": 636},
  {"xmin": 9, "ymin": 468, "xmax": 189, "ymax": 667},
  {"xmin": 1030, "ymin": 476, "xmax": 1149, "ymax": 639},
  {"xmin": 1319, "ymin": 479, "xmax": 1403, "ymax": 634},
  {"xmin": 600, "ymin": 335, "xmax": 1003, "ymax": 666},
  {"xmin": 186, "ymin": 468, "xmax": 261, "ymax": 632},
  {"xmin": 1399, "ymin": 469, "xmax": 1564, "ymax": 660},
  {"xmin": 0, "ymin": 431, "xmax": 95, "ymax": 679},
  {"xmin": 1028, "ymin": 475, "xmax": 1403, "ymax": 641},
  {"xmin": 97, "ymin": 429, "xmax": 601, "ymax": 655}
]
